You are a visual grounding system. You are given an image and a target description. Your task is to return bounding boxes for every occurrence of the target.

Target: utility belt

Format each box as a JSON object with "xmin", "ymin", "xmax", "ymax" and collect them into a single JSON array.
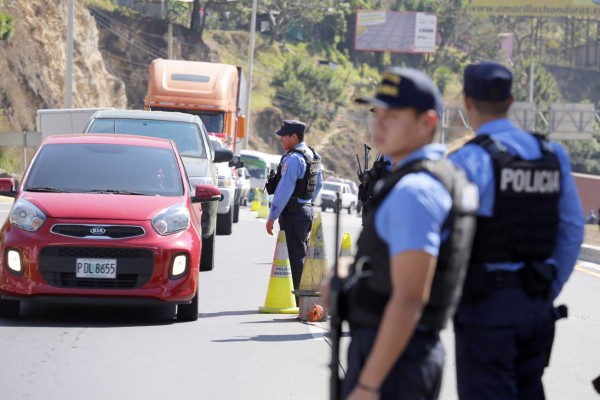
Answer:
[
  {"xmin": 282, "ymin": 197, "xmax": 313, "ymax": 214},
  {"xmin": 462, "ymin": 261, "xmax": 556, "ymax": 302}
]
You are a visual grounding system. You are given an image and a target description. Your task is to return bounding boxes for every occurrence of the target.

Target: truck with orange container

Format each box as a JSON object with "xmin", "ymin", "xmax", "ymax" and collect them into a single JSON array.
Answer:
[{"xmin": 144, "ymin": 58, "xmax": 247, "ymax": 153}]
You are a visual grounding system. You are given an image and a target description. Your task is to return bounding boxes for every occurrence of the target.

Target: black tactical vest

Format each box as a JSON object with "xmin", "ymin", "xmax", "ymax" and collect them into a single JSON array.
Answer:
[
  {"xmin": 348, "ymin": 158, "xmax": 478, "ymax": 331},
  {"xmin": 467, "ymin": 134, "xmax": 561, "ymax": 264},
  {"xmin": 274, "ymin": 145, "xmax": 320, "ymax": 200}
]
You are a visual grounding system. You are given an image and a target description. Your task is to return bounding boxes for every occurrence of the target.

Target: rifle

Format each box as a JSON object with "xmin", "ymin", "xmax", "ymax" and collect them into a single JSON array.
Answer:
[
  {"xmin": 356, "ymin": 144, "xmax": 371, "ymax": 184},
  {"xmin": 329, "ymin": 192, "xmax": 343, "ymax": 400}
]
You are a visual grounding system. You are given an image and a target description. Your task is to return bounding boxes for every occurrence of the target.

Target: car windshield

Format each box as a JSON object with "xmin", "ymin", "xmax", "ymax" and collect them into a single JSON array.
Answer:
[
  {"xmin": 323, "ymin": 183, "xmax": 342, "ymax": 192},
  {"xmin": 192, "ymin": 111, "xmax": 225, "ymax": 133},
  {"xmin": 88, "ymin": 119, "xmax": 207, "ymax": 158},
  {"xmin": 25, "ymin": 143, "xmax": 184, "ymax": 196}
]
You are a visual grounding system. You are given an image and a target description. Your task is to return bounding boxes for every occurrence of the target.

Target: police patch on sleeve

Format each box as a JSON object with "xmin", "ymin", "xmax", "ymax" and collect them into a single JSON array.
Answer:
[{"xmin": 281, "ymin": 162, "xmax": 288, "ymax": 175}]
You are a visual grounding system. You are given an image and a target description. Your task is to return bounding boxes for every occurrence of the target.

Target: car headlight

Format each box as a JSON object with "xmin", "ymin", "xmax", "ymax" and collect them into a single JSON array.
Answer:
[
  {"xmin": 10, "ymin": 198, "xmax": 46, "ymax": 232},
  {"xmin": 6, "ymin": 249, "xmax": 22, "ymax": 273},
  {"xmin": 152, "ymin": 204, "xmax": 190, "ymax": 235},
  {"xmin": 218, "ymin": 176, "xmax": 232, "ymax": 188},
  {"xmin": 170, "ymin": 254, "xmax": 188, "ymax": 278}
]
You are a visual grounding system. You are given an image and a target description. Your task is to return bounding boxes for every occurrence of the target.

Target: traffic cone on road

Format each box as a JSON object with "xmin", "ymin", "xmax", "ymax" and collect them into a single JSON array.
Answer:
[
  {"xmin": 298, "ymin": 212, "xmax": 327, "ymax": 291},
  {"xmin": 259, "ymin": 231, "xmax": 299, "ymax": 314},
  {"xmin": 257, "ymin": 191, "xmax": 269, "ymax": 219},
  {"xmin": 295, "ymin": 212, "xmax": 328, "ymax": 321},
  {"xmin": 339, "ymin": 232, "xmax": 352, "ymax": 257},
  {"xmin": 251, "ymin": 188, "xmax": 261, "ymax": 212}
]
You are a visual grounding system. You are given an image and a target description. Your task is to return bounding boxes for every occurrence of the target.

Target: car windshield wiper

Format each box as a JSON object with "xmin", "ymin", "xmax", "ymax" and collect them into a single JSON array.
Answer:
[
  {"xmin": 84, "ymin": 189, "xmax": 149, "ymax": 196},
  {"xmin": 26, "ymin": 187, "xmax": 69, "ymax": 193}
]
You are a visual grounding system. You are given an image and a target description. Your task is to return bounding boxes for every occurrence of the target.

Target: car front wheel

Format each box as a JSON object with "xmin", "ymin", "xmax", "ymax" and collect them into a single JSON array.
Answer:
[
  {"xmin": 177, "ymin": 289, "xmax": 199, "ymax": 322},
  {"xmin": 216, "ymin": 208, "xmax": 233, "ymax": 235}
]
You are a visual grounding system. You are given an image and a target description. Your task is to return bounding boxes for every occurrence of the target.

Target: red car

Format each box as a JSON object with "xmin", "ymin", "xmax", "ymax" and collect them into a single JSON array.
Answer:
[{"xmin": 0, "ymin": 134, "xmax": 221, "ymax": 321}]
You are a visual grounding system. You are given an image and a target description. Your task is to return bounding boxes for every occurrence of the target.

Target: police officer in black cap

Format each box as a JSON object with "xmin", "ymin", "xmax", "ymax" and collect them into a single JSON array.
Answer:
[
  {"xmin": 265, "ymin": 120, "xmax": 323, "ymax": 292},
  {"xmin": 322, "ymin": 67, "xmax": 478, "ymax": 400},
  {"xmin": 450, "ymin": 61, "xmax": 585, "ymax": 399}
]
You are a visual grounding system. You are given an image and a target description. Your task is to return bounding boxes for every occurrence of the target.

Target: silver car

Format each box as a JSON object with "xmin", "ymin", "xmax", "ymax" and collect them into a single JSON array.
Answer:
[{"xmin": 84, "ymin": 109, "xmax": 232, "ymax": 271}]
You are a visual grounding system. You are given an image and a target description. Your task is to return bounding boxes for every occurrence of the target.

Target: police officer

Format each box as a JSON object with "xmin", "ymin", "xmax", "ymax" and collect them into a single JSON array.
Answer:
[
  {"xmin": 265, "ymin": 120, "xmax": 323, "ymax": 292},
  {"xmin": 449, "ymin": 61, "xmax": 585, "ymax": 400},
  {"xmin": 323, "ymin": 68, "xmax": 478, "ymax": 400}
]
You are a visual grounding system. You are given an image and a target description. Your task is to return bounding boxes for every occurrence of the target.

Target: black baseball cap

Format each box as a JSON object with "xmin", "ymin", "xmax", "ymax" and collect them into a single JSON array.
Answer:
[
  {"xmin": 355, "ymin": 67, "xmax": 443, "ymax": 116},
  {"xmin": 463, "ymin": 61, "xmax": 513, "ymax": 101}
]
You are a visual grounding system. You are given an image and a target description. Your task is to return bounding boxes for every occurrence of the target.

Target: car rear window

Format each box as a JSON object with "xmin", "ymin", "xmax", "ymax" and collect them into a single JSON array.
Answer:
[
  {"xmin": 88, "ymin": 119, "xmax": 207, "ymax": 159},
  {"xmin": 323, "ymin": 183, "xmax": 343, "ymax": 192},
  {"xmin": 25, "ymin": 143, "xmax": 184, "ymax": 196}
]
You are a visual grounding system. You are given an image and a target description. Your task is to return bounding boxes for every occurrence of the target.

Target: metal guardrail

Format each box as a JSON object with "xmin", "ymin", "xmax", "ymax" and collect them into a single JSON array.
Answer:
[
  {"xmin": 0, "ymin": 131, "xmax": 42, "ymax": 147},
  {"xmin": 441, "ymin": 103, "xmax": 600, "ymax": 142},
  {"xmin": 0, "ymin": 132, "xmax": 42, "ymax": 176}
]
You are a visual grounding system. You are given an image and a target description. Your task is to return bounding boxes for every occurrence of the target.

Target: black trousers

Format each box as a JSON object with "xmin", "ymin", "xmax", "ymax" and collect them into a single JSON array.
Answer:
[
  {"xmin": 278, "ymin": 204, "xmax": 313, "ymax": 291},
  {"xmin": 454, "ymin": 287, "xmax": 555, "ymax": 400},
  {"xmin": 343, "ymin": 327, "xmax": 444, "ymax": 400}
]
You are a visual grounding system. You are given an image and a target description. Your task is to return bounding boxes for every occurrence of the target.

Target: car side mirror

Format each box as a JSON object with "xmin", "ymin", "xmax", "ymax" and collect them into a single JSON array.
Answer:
[
  {"xmin": 214, "ymin": 148, "xmax": 233, "ymax": 164},
  {"xmin": 228, "ymin": 155, "xmax": 243, "ymax": 168},
  {"xmin": 0, "ymin": 178, "xmax": 16, "ymax": 198},
  {"xmin": 192, "ymin": 184, "xmax": 222, "ymax": 204}
]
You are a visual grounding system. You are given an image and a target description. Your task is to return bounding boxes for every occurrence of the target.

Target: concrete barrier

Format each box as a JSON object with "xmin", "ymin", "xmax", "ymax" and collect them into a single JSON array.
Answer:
[{"xmin": 579, "ymin": 244, "xmax": 600, "ymax": 264}]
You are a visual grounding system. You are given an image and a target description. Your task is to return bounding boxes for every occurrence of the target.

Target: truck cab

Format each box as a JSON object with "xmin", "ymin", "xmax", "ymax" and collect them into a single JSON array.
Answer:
[{"xmin": 144, "ymin": 59, "xmax": 247, "ymax": 154}]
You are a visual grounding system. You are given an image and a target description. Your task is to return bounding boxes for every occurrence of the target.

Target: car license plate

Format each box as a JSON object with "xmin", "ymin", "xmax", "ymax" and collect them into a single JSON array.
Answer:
[{"xmin": 76, "ymin": 258, "xmax": 117, "ymax": 279}]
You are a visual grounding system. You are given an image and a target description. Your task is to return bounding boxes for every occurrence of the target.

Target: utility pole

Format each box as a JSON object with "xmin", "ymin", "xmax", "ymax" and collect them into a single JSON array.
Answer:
[
  {"xmin": 244, "ymin": 0, "xmax": 258, "ymax": 147},
  {"xmin": 168, "ymin": 23, "xmax": 173, "ymax": 59},
  {"xmin": 529, "ymin": 18, "xmax": 535, "ymax": 104},
  {"xmin": 66, "ymin": 0, "xmax": 74, "ymax": 108}
]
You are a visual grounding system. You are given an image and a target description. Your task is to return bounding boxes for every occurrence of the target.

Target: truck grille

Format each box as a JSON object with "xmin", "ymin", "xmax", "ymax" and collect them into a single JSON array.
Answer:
[{"xmin": 39, "ymin": 247, "xmax": 154, "ymax": 289}]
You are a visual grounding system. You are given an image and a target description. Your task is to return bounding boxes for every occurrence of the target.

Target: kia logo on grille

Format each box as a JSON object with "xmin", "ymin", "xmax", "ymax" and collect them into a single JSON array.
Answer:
[{"xmin": 90, "ymin": 227, "xmax": 107, "ymax": 235}]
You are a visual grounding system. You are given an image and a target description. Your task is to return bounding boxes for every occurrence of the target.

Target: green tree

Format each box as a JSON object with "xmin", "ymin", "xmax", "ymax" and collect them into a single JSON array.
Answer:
[
  {"xmin": 272, "ymin": 55, "xmax": 346, "ymax": 131},
  {"xmin": 513, "ymin": 61, "xmax": 561, "ymax": 108},
  {"xmin": 560, "ymin": 135, "xmax": 600, "ymax": 175},
  {"xmin": 0, "ymin": 0, "xmax": 13, "ymax": 41}
]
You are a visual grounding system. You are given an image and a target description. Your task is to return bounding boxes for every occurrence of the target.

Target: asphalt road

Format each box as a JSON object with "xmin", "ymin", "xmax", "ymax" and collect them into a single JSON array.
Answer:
[{"xmin": 0, "ymin": 202, "xmax": 599, "ymax": 399}]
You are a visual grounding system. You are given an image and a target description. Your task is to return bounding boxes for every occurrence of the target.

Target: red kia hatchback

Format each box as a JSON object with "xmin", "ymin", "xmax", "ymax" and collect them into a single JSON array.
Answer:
[{"xmin": 0, "ymin": 134, "xmax": 220, "ymax": 321}]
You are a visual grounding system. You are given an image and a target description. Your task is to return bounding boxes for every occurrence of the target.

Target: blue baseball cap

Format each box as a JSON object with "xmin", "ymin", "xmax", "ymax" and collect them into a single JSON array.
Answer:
[
  {"xmin": 463, "ymin": 62, "xmax": 513, "ymax": 101},
  {"xmin": 275, "ymin": 120, "xmax": 306, "ymax": 136},
  {"xmin": 355, "ymin": 67, "xmax": 443, "ymax": 116}
]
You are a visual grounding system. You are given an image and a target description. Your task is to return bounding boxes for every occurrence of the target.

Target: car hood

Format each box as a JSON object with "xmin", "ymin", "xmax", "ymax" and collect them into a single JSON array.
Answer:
[
  {"xmin": 20, "ymin": 193, "xmax": 184, "ymax": 220},
  {"xmin": 181, "ymin": 156, "xmax": 212, "ymax": 179}
]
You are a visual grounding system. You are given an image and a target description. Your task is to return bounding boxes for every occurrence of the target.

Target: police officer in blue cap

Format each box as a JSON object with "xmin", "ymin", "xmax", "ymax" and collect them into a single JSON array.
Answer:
[
  {"xmin": 322, "ymin": 67, "xmax": 478, "ymax": 400},
  {"xmin": 450, "ymin": 61, "xmax": 585, "ymax": 399},
  {"xmin": 265, "ymin": 119, "xmax": 323, "ymax": 292}
]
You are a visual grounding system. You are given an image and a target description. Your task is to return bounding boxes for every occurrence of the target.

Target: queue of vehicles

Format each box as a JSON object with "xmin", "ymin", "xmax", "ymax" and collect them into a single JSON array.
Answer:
[{"xmin": 0, "ymin": 58, "xmax": 358, "ymax": 320}]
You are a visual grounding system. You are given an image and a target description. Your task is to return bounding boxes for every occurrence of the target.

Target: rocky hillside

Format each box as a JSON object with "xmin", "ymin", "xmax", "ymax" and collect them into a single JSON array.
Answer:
[{"xmin": 0, "ymin": 0, "xmax": 126, "ymax": 131}]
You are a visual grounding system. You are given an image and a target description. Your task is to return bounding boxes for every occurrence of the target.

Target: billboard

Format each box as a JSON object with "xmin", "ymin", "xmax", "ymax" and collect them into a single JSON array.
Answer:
[
  {"xmin": 468, "ymin": 0, "xmax": 600, "ymax": 17},
  {"xmin": 355, "ymin": 11, "xmax": 437, "ymax": 53}
]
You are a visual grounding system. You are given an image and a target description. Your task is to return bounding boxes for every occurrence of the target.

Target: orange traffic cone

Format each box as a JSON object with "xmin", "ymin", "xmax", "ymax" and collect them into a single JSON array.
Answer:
[{"xmin": 259, "ymin": 231, "xmax": 299, "ymax": 314}]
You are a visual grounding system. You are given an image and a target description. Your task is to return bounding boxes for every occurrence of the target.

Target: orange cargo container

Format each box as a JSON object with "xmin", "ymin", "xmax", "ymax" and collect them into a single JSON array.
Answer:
[{"xmin": 145, "ymin": 58, "xmax": 247, "ymax": 153}]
